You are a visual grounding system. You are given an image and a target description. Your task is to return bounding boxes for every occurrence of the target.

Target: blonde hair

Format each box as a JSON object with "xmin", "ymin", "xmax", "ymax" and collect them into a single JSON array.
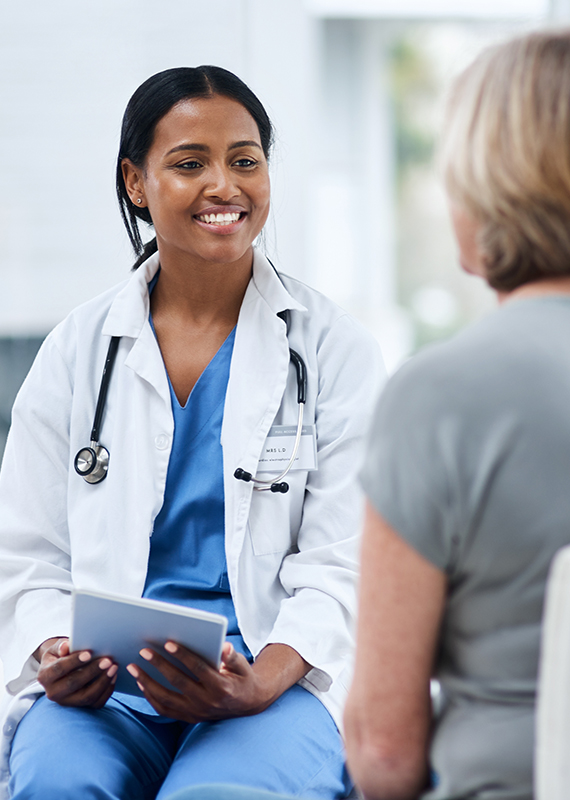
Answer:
[{"xmin": 441, "ymin": 30, "xmax": 570, "ymax": 291}]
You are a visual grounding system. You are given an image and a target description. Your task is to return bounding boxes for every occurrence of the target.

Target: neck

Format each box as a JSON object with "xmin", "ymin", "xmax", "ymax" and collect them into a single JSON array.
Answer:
[
  {"xmin": 499, "ymin": 275, "xmax": 570, "ymax": 306},
  {"xmin": 151, "ymin": 245, "xmax": 254, "ymax": 327}
]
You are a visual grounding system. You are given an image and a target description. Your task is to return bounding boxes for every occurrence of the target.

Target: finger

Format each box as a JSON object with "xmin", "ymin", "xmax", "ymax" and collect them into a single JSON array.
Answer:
[
  {"xmin": 43, "ymin": 656, "xmax": 116, "ymax": 701},
  {"xmin": 126, "ymin": 663, "xmax": 201, "ymax": 721},
  {"xmin": 50, "ymin": 658, "xmax": 116, "ymax": 702},
  {"xmin": 80, "ymin": 668, "xmax": 118, "ymax": 709},
  {"xmin": 90, "ymin": 675, "xmax": 118, "ymax": 709},
  {"xmin": 56, "ymin": 668, "xmax": 118, "ymax": 708},
  {"xmin": 138, "ymin": 648, "xmax": 205, "ymax": 695},
  {"xmin": 220, "ymin": 643, "xmax": 250, "ymax": 676},
  {"xmin": 38, "ymin": 639, "xmax": 77, "ymax": 671},
  {"xmin": 45, "ymin": 650, "xmax": 115, "ymax": 680},
  {"xmin": 99, "ymin": 659, "xmax": 118, "ymax": 677},
  {"xmin": 162, "ymin": 642, "xmax": 220, "ymax": 686},
  {"xmin": 57, "ymin": 639, "xmax": 70, "ymax": 657},
  {"xmin": 38, "ymin": 649, "xmax": 93, "ymax": 689}
]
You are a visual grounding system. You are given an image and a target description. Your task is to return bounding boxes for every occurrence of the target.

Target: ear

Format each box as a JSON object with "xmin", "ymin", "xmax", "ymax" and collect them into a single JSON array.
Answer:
[{"xmin": 121, "ymin": 159, "xmax": 146, "ymax": 207}]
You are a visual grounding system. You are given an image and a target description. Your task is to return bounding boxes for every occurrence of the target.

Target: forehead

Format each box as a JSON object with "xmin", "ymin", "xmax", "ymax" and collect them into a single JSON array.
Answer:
[{"xmin": 151, "ymin": 95, "xmax": 262, "ymax": 152}]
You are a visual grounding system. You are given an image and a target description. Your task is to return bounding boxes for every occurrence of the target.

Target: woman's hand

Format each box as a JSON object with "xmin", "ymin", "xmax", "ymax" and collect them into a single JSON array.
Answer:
[
  {"xmin": 34, "ymin": 637, "xmax": 118, "ymax": 709},
  {"xmin": 126, "ymin": 641, "xmax": 309, "ymax": 723}
]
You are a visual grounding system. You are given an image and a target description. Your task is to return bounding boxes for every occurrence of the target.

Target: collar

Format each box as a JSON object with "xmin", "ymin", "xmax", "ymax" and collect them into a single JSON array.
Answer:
[
  {"xmin": 102, "ymin": 247, "xmax": 306, "ymax": 339},
  {"xmin": 102, "ymin": 251, "xmax": 160, "ymax": 338},
  {"xmin": 250, "ymin": 249, "xmax": 307, "ymax": 316}
]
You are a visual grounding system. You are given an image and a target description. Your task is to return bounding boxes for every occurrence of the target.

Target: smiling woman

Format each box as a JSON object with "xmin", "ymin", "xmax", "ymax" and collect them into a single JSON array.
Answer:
[
  {"xmin": 0, "ymin": 66, "xmax": 384, "ymax": 800},
  {"xmin": 122, "ymin": 97, "xmax": 270, "ymax": 276},
  {"xmin": 122, "ymin": 93, "xmax": 272, "ymax": 404}
]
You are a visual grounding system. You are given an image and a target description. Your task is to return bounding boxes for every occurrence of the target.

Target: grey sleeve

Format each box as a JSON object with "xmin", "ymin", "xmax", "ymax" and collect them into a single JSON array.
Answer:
[{"xmin": 360, "ymin": 358, "xmax": 460, "ymax": 573}]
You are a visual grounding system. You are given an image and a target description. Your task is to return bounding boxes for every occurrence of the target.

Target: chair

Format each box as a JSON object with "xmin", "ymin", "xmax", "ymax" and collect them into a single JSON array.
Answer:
[{"xmin": 535, "ymin": 545, "xmax": 570, "ymax": 800}]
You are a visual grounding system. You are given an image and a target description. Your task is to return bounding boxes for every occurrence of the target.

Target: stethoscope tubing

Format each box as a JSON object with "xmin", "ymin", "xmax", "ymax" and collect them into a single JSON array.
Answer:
[
  {"xmin": 247, "ymin": 402, "xmax": 304, "ymax": 491},
  {"xmin": 90, "ymin": 336, "xmax": 120, "ymax": 443},
  {"xmin": 75, "ymin": 322, "xmax": 307, "ymax": 490}
]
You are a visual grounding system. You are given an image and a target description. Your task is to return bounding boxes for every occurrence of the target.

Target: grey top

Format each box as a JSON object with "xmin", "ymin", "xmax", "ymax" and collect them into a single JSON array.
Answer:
[{"xmin": 361, "ymin": 296, "xmax": 570, "ymax": 800}]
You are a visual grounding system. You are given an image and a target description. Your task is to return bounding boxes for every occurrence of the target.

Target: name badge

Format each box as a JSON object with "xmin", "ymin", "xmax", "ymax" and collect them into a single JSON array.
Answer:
[{"xmin": 257, "ymin": 425, "xmax": 317, "ymax": 473}]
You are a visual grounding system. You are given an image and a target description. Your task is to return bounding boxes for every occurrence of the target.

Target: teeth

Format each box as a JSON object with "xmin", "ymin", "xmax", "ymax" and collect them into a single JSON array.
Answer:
[{"xmin": 198, "ymin": 212, "xmax": 241, "ymax": 225}]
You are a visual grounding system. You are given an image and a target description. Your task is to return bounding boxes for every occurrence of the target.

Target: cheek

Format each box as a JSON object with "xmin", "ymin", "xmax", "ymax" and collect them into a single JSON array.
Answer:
[{"xmin": 256, "ymin": 178, "xmax": 271, "ymax": 221}]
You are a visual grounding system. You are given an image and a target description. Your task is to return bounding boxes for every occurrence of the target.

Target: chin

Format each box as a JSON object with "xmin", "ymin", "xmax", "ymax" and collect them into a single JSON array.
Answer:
[{"xmin": 200, "ymin": 243, "xmax": 253, "ymax": 265}]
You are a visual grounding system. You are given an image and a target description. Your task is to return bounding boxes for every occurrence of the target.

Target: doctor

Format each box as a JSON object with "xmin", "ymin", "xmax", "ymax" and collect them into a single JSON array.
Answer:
[{"xmin": 0, "ymin": 66, "xmax": 383, "ymax": 799}]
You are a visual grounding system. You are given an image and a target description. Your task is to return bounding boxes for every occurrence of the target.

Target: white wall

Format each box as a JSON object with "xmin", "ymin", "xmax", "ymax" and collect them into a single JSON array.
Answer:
[
  {"xmin": 308, "ymin": 0, "xmax": 548, "ymax": 17},
  {"xmin": 550, "ymin": 0, "xmax": 570, "ymax": 18},
  {"xmin": 0, "ymin": 0, "xmax": 552, "ymax": 346},
  {"xmin": 0, "ymin": 0, "xmax": 317, "ymax": 335}
]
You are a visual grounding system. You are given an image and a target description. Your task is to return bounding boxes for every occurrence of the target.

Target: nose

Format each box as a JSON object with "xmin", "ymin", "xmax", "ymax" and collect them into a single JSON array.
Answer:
[{"xmin": 203, "ymin": 163, "xmax": 240, "ymax": 201}]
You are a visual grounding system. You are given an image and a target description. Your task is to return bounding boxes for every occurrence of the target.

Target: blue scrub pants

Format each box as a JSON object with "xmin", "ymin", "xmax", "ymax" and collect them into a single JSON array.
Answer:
[
  {"xmin": 167, "ymin": 786, "xmax": 299, "ymax": 800},
  {"xmin": 9, "ymin": 685, "xmax": 351, "ymax": 799}
]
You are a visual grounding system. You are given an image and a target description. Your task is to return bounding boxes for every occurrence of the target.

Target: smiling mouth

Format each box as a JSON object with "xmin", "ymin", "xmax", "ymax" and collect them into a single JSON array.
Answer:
[{"xmin": 195, "ymin": 212, "xmax": 245, "ymax": 226}]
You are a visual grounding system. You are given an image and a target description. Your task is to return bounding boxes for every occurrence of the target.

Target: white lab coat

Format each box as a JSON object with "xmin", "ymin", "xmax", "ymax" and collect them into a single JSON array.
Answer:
[{"xmin": 0, "ymin": 249, "xmax": 384, "ymax": 795}]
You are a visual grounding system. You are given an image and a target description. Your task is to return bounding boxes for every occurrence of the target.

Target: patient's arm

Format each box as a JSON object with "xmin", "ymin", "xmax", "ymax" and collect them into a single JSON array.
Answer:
[{"xmin": 344, "ymin": 501, "xmax": 446, "ymax": 800}]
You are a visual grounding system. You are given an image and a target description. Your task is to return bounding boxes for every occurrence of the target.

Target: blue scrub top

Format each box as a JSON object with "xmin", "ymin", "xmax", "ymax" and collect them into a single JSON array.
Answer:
[
  {"xmin": 143, "ymin": 324, "xmax": 248, "ymax": 660},
  {"xmin": 115, "ymin": 278, "xmax": 250, "ymax": 716}
]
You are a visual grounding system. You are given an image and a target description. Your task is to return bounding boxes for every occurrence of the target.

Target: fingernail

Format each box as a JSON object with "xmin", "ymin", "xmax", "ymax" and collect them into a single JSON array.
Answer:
[
  {"xmin": 107, "ymin": 664, "xmax": 118, "ymax": 678},
  {"xmin": 137, "ymin": 681, "xmax": 144, "ymax": 692},
  {"xmin": 164, "ymin": 641, "xmax": 178, "ymax": 654},
  {"xmin": 112, "ymin": 673, "xmax": 118, "ymax": 683},
  {"xmin": 78, "ymin": 651, "xmax": 91, "ymax": 663},
  {"xmin": 99, "ymin": 658, "xmax": 112, "ymax": 670},
  {"xmin": 127, "ymin": 664, "xmax": 139, "ymax": 678},
  {"xmin": 139, "ymin": 648, "xmax": 153, "ymax": 661}
]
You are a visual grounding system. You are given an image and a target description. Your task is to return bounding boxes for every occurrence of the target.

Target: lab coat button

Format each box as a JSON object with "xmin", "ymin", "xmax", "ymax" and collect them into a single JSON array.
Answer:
[{"xmin": 154, "ymin": 434, "xmax": 170, "ymax": 450}]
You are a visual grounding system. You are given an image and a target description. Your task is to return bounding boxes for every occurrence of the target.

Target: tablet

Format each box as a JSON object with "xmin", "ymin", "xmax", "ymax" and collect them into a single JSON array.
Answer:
[{"xmin": 70, "ymin": 589, "xmax": 228, "ymax": 697}]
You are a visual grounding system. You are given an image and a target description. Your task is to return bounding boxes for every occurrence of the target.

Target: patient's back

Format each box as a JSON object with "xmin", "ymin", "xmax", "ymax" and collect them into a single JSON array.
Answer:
[{"xmin": 361, "ymin": 295, "xmax": 570, "ymax": 800}]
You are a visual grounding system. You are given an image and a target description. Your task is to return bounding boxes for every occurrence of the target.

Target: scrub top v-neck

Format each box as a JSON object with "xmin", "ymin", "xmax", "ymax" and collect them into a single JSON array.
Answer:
[
  {"xmin": 143, "ymin": 325, "xmax": 243, "ymax": 638},
  {"xmin": 115, "ymin": 280, "xmax": 250, "ymax": 716}
]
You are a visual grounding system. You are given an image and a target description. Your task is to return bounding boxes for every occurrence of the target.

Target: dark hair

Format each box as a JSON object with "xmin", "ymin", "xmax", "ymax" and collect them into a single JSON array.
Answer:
[{"xmin": 116, "ymin": 66, "xmax": 274, "ymax": 268}]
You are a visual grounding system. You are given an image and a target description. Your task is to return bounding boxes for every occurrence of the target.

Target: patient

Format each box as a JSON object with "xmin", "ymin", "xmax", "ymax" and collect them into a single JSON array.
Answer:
[{"xmin": 344, "ymin": 29, "xmax": 570, "ymax": 800}]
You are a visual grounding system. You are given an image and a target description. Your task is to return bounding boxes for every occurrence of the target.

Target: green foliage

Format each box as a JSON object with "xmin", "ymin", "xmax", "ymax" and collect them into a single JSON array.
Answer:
[{"xmin": 390, "ymin": 36, "xmax": 436, "ymax": 183}]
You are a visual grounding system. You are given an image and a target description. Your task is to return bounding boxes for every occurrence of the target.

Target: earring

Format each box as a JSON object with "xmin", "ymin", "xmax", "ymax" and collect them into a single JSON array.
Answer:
[{"xmin": 136, "ymin": 198, "xmax": 143, "ymax": 205}]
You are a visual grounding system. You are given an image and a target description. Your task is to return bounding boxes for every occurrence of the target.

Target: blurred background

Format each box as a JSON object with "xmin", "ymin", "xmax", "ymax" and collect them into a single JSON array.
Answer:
[{"xmin": 1, "ymin": 0, "xmax": 569, "ymax": 464}]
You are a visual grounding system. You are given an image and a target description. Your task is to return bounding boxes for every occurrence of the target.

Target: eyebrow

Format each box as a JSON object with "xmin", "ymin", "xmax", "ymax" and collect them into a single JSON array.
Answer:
[
  {"xmin": 229, "ymin": 140, "xmax": 262, "ymax": 151},
  {"xmin": 166, "ymin": 140, "xmax": 262, "ymax": 156}
]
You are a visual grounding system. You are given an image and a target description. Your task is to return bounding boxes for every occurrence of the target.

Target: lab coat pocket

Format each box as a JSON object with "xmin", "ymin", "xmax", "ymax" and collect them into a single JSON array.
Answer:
[{"xmin": 247, "ymin": 484, "xmax": 302, "ymax": 556}]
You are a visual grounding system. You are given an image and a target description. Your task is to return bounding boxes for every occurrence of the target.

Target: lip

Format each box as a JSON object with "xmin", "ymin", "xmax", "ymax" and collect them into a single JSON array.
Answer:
[{"xmin": 193, "ymin": 204, "xmax": 249, "ymax": 235}]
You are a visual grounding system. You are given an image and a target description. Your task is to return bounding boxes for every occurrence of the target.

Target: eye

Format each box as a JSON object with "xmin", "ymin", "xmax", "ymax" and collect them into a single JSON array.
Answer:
[
  {"xmin": 177, "ymin": 159, "xmax": 203, "ymax": 170},
  {"xmin": 233, "ymin": 157, "xmax": 258, "ymax": 168}
]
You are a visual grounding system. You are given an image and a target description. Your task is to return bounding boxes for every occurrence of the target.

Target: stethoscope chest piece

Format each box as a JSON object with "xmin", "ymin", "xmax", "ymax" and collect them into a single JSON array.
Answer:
[
  {"xmin": 74, "ymin": 443, "xmax": 110, "ymax": 484},
  {"xmin": 75, "ymin": 336, "xmax": 120, "ymax": 485}
]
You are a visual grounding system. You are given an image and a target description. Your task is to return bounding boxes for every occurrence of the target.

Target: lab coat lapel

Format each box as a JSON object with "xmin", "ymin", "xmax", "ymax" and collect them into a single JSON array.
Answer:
[
  {"xmin": 122, "ymin": 322, "xmax": 171, "ymax": 401},
  {"xmin": 101, "ymin": 253, "xmax": 170, "ymax": 400},
  {"xmin": 223, "ymin": 283, "xmax": 289, "ymax": 468},
  {"xmin": 221, "ymin": 251, "xmax": 306, "ymax": 570},
  {"xmin": 102, "ymin": 253, "xmax": 159, "ymax": 339}
]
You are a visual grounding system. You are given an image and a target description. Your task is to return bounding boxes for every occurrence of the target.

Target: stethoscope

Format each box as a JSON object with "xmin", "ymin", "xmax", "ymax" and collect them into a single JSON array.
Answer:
[
  {"xmin": 74, "ymin": 336, "xmax": 121, "ymax": 484},
  {"xmin": 74, "ymin": 311, "xmax": 307, "ymax": 494}
]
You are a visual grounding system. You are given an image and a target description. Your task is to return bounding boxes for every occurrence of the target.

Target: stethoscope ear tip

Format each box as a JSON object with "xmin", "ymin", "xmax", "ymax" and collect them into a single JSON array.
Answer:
[{"xmin": 234, "ymin": 468, "xmax": 253, "ymax": 482}]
